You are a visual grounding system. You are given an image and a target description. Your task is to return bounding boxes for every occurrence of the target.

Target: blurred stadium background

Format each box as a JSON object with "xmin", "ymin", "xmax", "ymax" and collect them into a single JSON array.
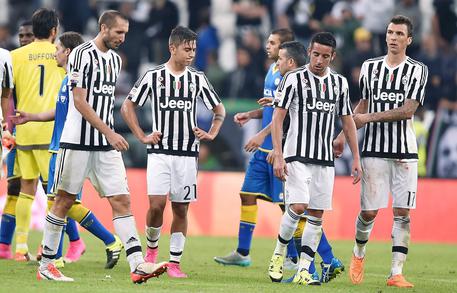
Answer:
[{"xmin": 1, "ymin": 0, "xmax": 457, "ymax": 241}]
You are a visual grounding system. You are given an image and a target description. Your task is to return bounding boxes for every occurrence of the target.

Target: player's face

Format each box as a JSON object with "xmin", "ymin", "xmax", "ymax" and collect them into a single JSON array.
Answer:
[
  {"xmin": 386, "ymin": 23, "xmax": 411, "ymax": 55},
  {"xmin": 54, "ymin": 41, "xmax": 69, "ymax": 68},
  {"xmin": 266, "ymin": 34, "xmax": 281, "ymax": 60},
  {"xmin": 18, "ymin": 25, "xmax": 34, "ymax": 47},
  {"xmin": 171, "ymin": 40, "xmax": 196, "ymax": 66},
  {"xmin": 102, "ymin": 18, "xmax": 129, "ymax": 50},
  {"xmin": 307, "ymin": 42, "xmax": 335, "ymax": 76},
  {"xmin": 277, "ymin": 48, "xmax": 294, "ymax": 76}
]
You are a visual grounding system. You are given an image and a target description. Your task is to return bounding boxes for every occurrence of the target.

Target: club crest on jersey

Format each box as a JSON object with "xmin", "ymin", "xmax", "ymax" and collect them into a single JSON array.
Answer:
[
  {"xmin": 173, "ymin": 80, "xmax": 181, "ymax": 91},
  {"xmin": 402, "ymin": 74, "xmax": 409, "ymax": 85},
  {"xmin": 59, "ymin": 95, "xmax": 67, "ymax": 103},
  {"xmin": 189, "ymin": 83, "xmax": 196, "ymax": 92},
  {"xmin": 274, "ymin": 77, "xmax": 280, "ymax": 86},
  {"xmin": 333, "ymin": 86, "xmax": 339, "ymax": 96}
]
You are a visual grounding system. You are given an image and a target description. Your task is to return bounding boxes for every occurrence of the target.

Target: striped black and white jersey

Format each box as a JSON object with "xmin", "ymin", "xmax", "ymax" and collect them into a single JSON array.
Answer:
[
  {"xmin": 359, "ymin": 56, "xmax": 428, "ymax": 160},
  {"xmin": 0, "ymin": 48, "xmax": 13, "ymax": 89},
  {"xmin": 61, "ymin": 41, "xmax": 122, "ymax": 151},
  {"xmin": 127, "ymin": 64, "xmax": 221, "ymax": 157},
  {"xmin": 274, "ymin": 64, "xmax": 353, "ymax": 167},
  {"xmin": 0, "ymin": 48, "xmax": 13, "ymax": 123}
]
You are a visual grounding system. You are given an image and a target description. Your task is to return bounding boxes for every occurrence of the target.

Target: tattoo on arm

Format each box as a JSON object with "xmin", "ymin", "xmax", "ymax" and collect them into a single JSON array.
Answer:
[{"xmin": 214, "ymin": 113, "xmax": 225, "ymax": 122}]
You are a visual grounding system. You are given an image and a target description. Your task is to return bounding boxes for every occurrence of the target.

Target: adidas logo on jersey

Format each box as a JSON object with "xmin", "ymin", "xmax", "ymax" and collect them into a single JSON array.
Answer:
[
  {"xmin": 306, "ymin": 98, "xmax": 336, "ymax": 113},
  {"xmin": 373, "ymin": 88, "xmax": 405, "ymax": 104},
  {"xmin": 160, "ymin": 96, "xmax": 192, "ymax": 112}
]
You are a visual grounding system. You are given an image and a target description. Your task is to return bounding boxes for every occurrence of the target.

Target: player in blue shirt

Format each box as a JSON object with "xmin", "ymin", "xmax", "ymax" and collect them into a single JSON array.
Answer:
[{"xmin": 12, "ymin": 32, "xmax": 122, "ymax": 269}]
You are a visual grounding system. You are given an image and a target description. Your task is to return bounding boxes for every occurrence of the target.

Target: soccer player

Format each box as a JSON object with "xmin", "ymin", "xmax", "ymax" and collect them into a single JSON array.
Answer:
[
  {"xmin": 13, "ymin": 31, "xmax": 123, "ymax": 269},
  {"xmin": 334, "ymin": 15, "xmax": 428, "ymax": 288},
  {"xmin": 37, "ymin": 10, "xmax": 167, "ymax": 282},
  {"xmin": 0, "ymin": 20, "xmax": 33, "ymax": 260},
  {"xmin": 121, "ymin": 26, "xmax": 225, "ymax": 278},
  {"xmin": 268, "ymin": 32, "xmax": 361, "ymax": 285},
  {"xmin": 11, "ymin": 8, "xmax": 65, "ymax": 261},
  {"xmin": 214, "ymin": 29, "xmax": 344, "ymax": 283}
]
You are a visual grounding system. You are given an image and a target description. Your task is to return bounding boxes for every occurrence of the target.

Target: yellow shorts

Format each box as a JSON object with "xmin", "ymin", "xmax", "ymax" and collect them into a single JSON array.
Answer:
[{"xmin": 16, "ymin": 149, "xmax": 51, "ymax": 181}]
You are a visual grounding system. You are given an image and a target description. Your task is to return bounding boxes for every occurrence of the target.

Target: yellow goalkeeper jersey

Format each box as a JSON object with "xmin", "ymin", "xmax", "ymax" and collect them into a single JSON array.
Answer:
[{"xmin": 11, "ymin": 41, "xmax": 65, "ymax": 147}]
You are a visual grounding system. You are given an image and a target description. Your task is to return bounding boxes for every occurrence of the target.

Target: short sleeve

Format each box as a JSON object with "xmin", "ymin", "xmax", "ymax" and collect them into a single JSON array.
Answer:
[
  {"xmin": 127, "ymin": 71, "xmax": 152, "ymax": 107},
  {"xmin": 198, "ymin": 74, "xmax": 221, "ymax": 110},
  {"xmin": 274, "ymin": 71, "xmax": 297, "ymax": 109},
  {"xmin": 68, "ymin": 47, "xmax": 90, "ymax": 89}
]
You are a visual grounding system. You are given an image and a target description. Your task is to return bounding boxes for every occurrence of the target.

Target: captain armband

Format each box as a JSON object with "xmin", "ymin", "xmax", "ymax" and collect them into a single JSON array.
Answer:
[{"xmin": 214, "ymin": 113, "xmax": 225, "ymax": 122}]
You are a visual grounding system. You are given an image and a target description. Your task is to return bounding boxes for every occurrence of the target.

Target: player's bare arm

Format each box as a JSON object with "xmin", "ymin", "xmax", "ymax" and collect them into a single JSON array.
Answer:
[
  {"xmin": 121, "ymin": 99, "xmax": 162, "ymax": 145},
  {"xmin": 271, "ymin": 107, "xmax": 287, "ymax": 181},
  {"xmin": 234, "ymin": 108, "xmax": 263, "ymax": 127},
  {"xmin": 1, "ymin": 87, "xmax": 11, "ymax": 127},
  {"xmin": 194, "ymin": 103, "xmax": 226, "ymax": 141},
  {"xmin": 244, "ymin": 123, "xmax": 271, "ymax": 152},
  {"xmin": 353, "ymin": 99, "xmax": 419, "ymax": 129},
  {"xmin": 340, "ymin": 115, "xmax": 362, "ymax": 184},
  {"xmin": 11, "ymin": 109, "xmax": 55, "ymax": 125},
  {"xmin": 73, "ymin": 86, "xmax": 129, "ymax": 151},
  {"xmin": 333, "ymin": 99, "xmax": 369, "ymax": 157}
]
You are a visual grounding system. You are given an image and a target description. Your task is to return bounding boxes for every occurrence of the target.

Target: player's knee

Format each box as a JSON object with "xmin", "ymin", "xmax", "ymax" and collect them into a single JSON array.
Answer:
[
  {"xmin": 240, "ymin": 193, "xmax": 256, "ymax": 205},
  {"xmin": 290, "ymin": 203, "xmax": 306, "ymax": 215},
  {"xmin": 393, "ymin": 207, "xmax": 409, "ymax": 217},
  {"xmin": 360, "ymin": 210, "xmax": 378, "ymax": 221},
  {"xmin": 7, "ymin": 178, "xmax": 21, "ymax": 196},
  {"xmin": 171, "ymin": 203, "xmax": 189, "ymax": 219},
  {"xmin": 54, "ymin": 194, "xmax": 76, "ymax": 213},
  {"xmin": 108, "ymin": 194, "xmax": 131, "ymax": 215}
]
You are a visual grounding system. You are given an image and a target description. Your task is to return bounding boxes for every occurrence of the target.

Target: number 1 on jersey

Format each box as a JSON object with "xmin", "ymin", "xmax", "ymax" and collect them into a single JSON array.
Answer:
[{"xmin": 38, "ymin": 64, "xmax": 45, "ymax": 96}]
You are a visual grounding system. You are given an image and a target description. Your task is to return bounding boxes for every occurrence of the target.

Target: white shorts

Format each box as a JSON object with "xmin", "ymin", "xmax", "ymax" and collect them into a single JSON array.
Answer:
[
  {"xmin": 54, "ymin": 149, "xmax": 129, "ymax": 197},
  {"xmin": 284, "ymin": 161, "xmax": 335, "ymax": 210},
  {"xmin": 147, "ymin": 153, "xmax": 198, "ymax": 203},
  {"xmin": 361, "ymin": 157, "xmax": 418, "ymax": 210}
]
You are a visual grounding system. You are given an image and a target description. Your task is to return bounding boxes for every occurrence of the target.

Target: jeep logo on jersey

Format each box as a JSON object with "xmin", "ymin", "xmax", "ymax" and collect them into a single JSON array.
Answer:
[
  {"xmin": 93, "ymin": 81, "xmax": 116, "ymax": 95},
  {"xmin": 160, "ymin": 96, "xmax": 192, "ymax": 112},
  {"xmin": 306, "ymin": 98, "xmax": 336, "ymax": 113},
  {"xmin": 373, "ymin": 88, "xmax": 405, "ymax": 104}
]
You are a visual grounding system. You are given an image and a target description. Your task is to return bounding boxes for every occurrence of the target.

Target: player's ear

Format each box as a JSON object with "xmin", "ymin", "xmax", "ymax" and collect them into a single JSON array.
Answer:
[
  {"xmin": 407, "ymin": 36, "xmax": 412, "ymax": 46},
  {"xmin": 65, "ymin": 48, "xmax": 71, "ymax": 57}
]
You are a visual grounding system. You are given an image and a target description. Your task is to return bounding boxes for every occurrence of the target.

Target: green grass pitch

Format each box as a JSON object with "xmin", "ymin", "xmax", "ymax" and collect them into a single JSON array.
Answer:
[{"xmin": 1, "ymin": 231, "xmax": 456, "ymax": 292}]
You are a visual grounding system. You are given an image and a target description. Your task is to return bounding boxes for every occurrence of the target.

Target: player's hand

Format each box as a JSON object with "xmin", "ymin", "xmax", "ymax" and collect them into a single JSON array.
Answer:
[
  {"xmin": 244, "ymin": 134, "xmax": 264, "ymax": 152},
  {"xmin": 1, "ymin": 130, "xmax": 15, "ymax": 151},
  {"xmin": 257, "ymin": 97, "xmax": 273, "ymax": 106},
  {"xmin": 10, "ymin": 111, "xmax": 31, "ymax": 125},
  {"xmin": 332, "ymin": 136, "xmax": 345, "ymax": 158},
  {"xmin": 272, "ymin": 150, "xmax": 287, "ymax": 181},
  {"xmin": 234, "ymin": 112, "xmax": 250, "ymax": 127},
  {"xmin": 351, "ymin": 159, "xmax": 362, "ymax": 184},
  {"xmin": 141, "ymin": 132, "xmax": 162, "ymax": 145},
  {"xmin": 107, "ymin": 131, "xmax": 129, "ymax": 151},
  {"xmin": 352, "ymin": 113, "xmax": 369, "ymax": 129},
  {"xmin": 193, "ymin": 127, "xmax": 214, "ymax": 141}
]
